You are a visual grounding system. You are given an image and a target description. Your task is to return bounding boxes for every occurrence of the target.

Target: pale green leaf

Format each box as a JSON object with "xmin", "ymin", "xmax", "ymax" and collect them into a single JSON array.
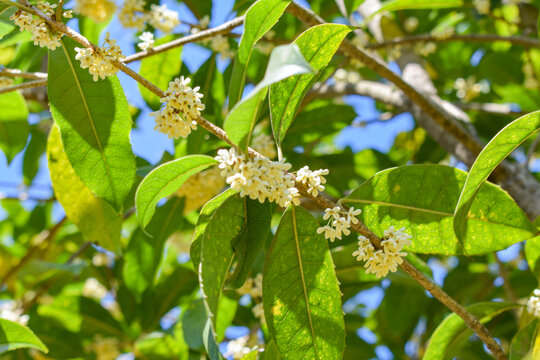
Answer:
[
  {"xmin": 454, "ymin": 111, "xmax": 540, "ymax": 242},
  {"xmin": 424, "ymin": 302, "xmax": 518, "ymax": 360},
  {"xmin": 225, "ymin": 43, "xmax": 313, "ymax": 151},
  {"xmin": 48, "ymin": 126, "xmax": 122, "ymax": 251},
  {"xmin": 0, "ymin": 7, "xmax": 16, "ymax": 40},
  {"xmin": 0, "ymin": 92, "xmax": 29, "ymax": 163},
  {"xmin": 138, "ymin": 35, "xmax": 182, "ymax": 110},
  {"xmin": 48, "ymin": 37, "xmax": 136, "ymax": 213},
  {"xmin": 525, "ymin": 236, "xmax": 540, "ymax": 279},
  {"xmin": 377, "ymin": 0, "xmax": 462, "ymax": 13},
  {"xmin": 135, "ymin": 155, "xmax": 217, "ymax": 228},
  {"xmin": 228, "ymin": 0, "xmax": 292, "ymax": 108},
  {"xmin": 0, "ymin": 318, "xmax": 48, "ymax": 354},
  {"xmin": 510, "ymin": 319, "xmax": 540, "ymax": 360},
  {"xmin": 270, "ymin": 24, "xmax": 352, "ymax": 144},
  {"xmin": 263, "ymin": 206, "xmax": 345, "ymax": 360},
  {"xmin": 343, "ymin": 164, "xmax": 536, "ymax": 255}
]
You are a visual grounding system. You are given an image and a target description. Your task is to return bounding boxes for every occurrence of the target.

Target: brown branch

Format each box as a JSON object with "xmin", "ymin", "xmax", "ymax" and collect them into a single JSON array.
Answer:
[
  {"xmin": 454, "ymin": 102, "xmax": 528, "ymax": 117},
  {"xmin": 366, "ymin": 33, "xmax": 540, "ymax": 50},
  {"xmin": 0, "ymin": 79, "xmax": 47, "ymax": 95},
  {"xmin": 0, "ymin": 68, "xmax": 47, "ymax": 80},
  {"xmin": 123, "ymin": 16, "xmax": 244, "ymax": 63}
]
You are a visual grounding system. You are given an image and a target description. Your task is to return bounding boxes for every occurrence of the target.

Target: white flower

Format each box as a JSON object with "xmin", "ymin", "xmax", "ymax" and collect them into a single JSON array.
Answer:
[
  {"xmin": 74, "ymin": 0, "xmax": 116, "ymax": 22},
  {"xmin": 318, "ymin": 206, "xmax": 361, "ymax": 242},
  {"xmin": 210, "ymin": 35, "xmax": 235, "ymax": 59},
  {"xmin": 415, "ymin": 42, "xmax": 437, "ymax": 57},
  {"xmin": 151, "ymin": 76, "xmax": 205, "ymax": 139},
  {"xmin": 89, "ymin": 336, "xmax": 120, "ymax": 360},
  {"xmin": 454, "ymin": 76, "xmax": 489, "ymax": 102},
  {"xmin": 474, "ymin": 0, "xmax": 490, "ymax": 14},
  {"xmin": 527, "ymin": 289, "xmax": 540, "ymax": 318},
  {"xmin": 92, "ymin": 252, "xmax": 113, "ymax": 267},
  {"xmin": 352, "ymin": 226, "xmax": 412, "ymax": 278},
  {"xmin": 148, "ymin": 4, "xmax": 180, "ymax": 33},
  {"xmin": 10, "ymin": 3, "xmax": 63, "ymax": 50},
  {"xmin": 404, "ymin": 17, "xmax": 418, "ymax": 33},
  {"xmin": 251, "ymin": 133, "xmax": 277, "ymax": 159},
  {"xmin": 252, "ymin": 302, "xmax": 265, "ymax": 320},
  {"xmin": 137, "ymin": 31, "xmax": 155, "ymax": 51},
  {"xmin": 118, "ymin": 0, "xmax": 146, "ymax": 30},
  {"xmin": 176, "ymin": 166, "xmax": 224, "ymax": 213},
  {"xmin": 0, "ymin": 301, "xmax": 29, "ymax": 325},
  {"xmin": 75, "ymin": 33, "xmax": 124, "ymax": 81},
  {"xmin": 215, "ymin": 148, "xmax": 300, "ymax": 208},
  {"xmin": 82, "ymin": 278, "xmax": 108, "ymax": 299},
  {"xmin": 295, "ymin": 166, "xmax": 328, "ymax": 197},
  {"xmin": 225, "ymin": 335, "xmax": 253, "ymax": 359},
  {"xmin": 199, "ymin": 15, "xmax": 210, "ymax": 29}
]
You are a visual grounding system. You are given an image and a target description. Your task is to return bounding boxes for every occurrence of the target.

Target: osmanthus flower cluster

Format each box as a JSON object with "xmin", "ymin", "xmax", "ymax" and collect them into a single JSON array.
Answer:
[
  {"xmin": 10, "ymin": 2, "xmax": 72, "ymax": 50},
  {"xmin": 353, "ymin": 226, "xmax": 412, "ymax": 278},
  {"xmin": 176, "ymin": 166, "xmax": 224, "ymax": 213},
  {"xmin": 137, "ymin": 31, "xmax": 154, "ymax": 51},
  {"xmin": 74, "ymin": 0, "xmax": 116, "ymax": 23},
  {"xmin": 151, "ymin": 76, "xmax": 205, "ymax": 139},
  {"xmin": 216, "ymin": 148, "xmax": 297, "ymax": 207},
  {"xmin": 75, "ymin": 33, "xmax": 124, "ymax": 81},
  {"xmin": 317, "ymin": 206, "xmax": 362, "ymax": 242},
  {"xmin": 527, "ymin": 289, "xmax": 540, "ymax": 318},
  {"xmin": 251, "ymin": 133, "xmax": 277, "ymax": 159},
  {"xmin": 118, "ymin": 0, "xmax": 179, "ymax": 33},
  {"xmin": 237, "ymin": 273, "xmax": 264, "ymax": 320}
]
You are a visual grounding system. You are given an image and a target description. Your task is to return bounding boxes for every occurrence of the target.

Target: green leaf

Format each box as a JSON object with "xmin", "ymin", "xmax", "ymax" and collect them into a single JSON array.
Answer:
[
  {"xmin": 135, "ymin": 329, "xmax": 189, "ymax": 360},
  {"xmin": 0, "ymin": 7, "xmax": 16, "ymax": 40},
  {"xmin": 181, "ymin": 299, "xmax": 207, "ymax": 350},
  {"xmin": 510, "ymin": 319, "xmax": 540, "ymax": 360},
  {"xmin": 525, "ymin": 236, "xmax": 540, "ymax": 279},
  {"xmin": 22, "ymin": 124, "xmax": 47, "ymax": 185},
  {"xmin": 227, "ymin": 198, "xmax": 272, "ymax": 288},
  {"xmin": 270, "ymin": 24, "xmax": 352, "ymax": 145},
  {"xmin": 377, "ymin": 0, "xmax": 462, "ymax": 13},
  {"xmin": 424, "ymin": 302, "xmax": 518, "ymax": 360},
  {"xmin": 199, "ymin": 195, "xmax": 244, "ymax": 332},
  {"xmin": 228, "ymin": 0, "xmax": 292, "ymax": 108},
  {"xmin": 136, "ymin": 155, "xmax": 217, "ymax": 228},
  {"xmin": 203, "ymin": 318, "xmax": 223, "ymax": 360},
  {"xmin": 0, "ymin": 92, "xmax": 29, "ymax": 164},
  {"xmin": 123, "ymin": 197, "xmax": 184, "ymax": 298},
  {"xmin": 225, "ymin": 43, "xmax": 313, "ymax": 151},
  {"xmin": 0, "ymin": 319, "xmax": 48, "ymax": 354},
  {"xmin": 78, "ymin": 16, "xmax": 111, "ymax": 45},
  {"xmin": 138, "ymin": 35, "xmax": 182, "ymax": 110},
  {"xmin": 48, "ymin": 37, "xmax": 136, "ymax": 213},
  {"xmin": 343, "ymin": 164, "xmax": 537, "ymax": 255},
  {"xmin": 48, "ymin": 126, "xmax": 122, "ymax": 251},
  {"xmin": 190, "ymin": 188, "xmax": 237, "ymax": 270},
  {"xmin": 263, "ymin": 206, "xmax": 345, "ymax": 360},
  {"xmin": 454, "ymin": 111, "xmax": 540, "ymax": 242}
]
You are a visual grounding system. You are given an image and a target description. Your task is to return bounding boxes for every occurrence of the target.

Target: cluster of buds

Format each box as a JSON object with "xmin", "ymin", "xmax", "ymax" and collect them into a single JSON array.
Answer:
[
  {"xmin": 75, "ymin": 33, "xmax": 124, "ymax": 81},
  {"xmin": 176, "ymin": 166, "xmax": 224, "ymax": 213},
  {"xmin": 237, "ymin": 274, "xmax": 264, "ymax": 320},
  {"xmin": 317, "ymin": 206, "xmax": 361, "ymax": 242},
  {"xmin": 151, "ymin": 76, "xmax": 205, "ymax": 139},
  {"xmin": 82, "ymin": 278, "xmax": 108, "ymax": 299},
  {"xmin": 527, "ymin": 289, "xmax": 540, "ymax": 318},
  {"xmin": 10, "ymin": 2, "xmax": 72, "ymax": 50},
  {"xmin": 209, "ymin": 35, "xmax": 235, "ymax": 59},
  {"xmin": 353, "ymin": 226, "xmax": 412, "ymax": 278},
  {"xmin": 118, "ymin": 0, "xmax": 179, "ymax": 33},
  {"xmin": 215, "ymin": 148, "xmax": 300, "ymax": 208},
  {"xmin": 137, "ymin": 31, "xmax": 154, "ymax": 51},
  {"xmin": 74, "ymin": 0, "xmax": 116, "ymax": 23},
  {"xmin": 251, "ymin": 133, "xmax": 277, "ymax": 159},
  {"xmin": 295, "ymin": 166, "xmax": 329, "ymax": 197},
  {"xmin": 414, "ymin": 42, "xmax": 437, "ymax": 57}
]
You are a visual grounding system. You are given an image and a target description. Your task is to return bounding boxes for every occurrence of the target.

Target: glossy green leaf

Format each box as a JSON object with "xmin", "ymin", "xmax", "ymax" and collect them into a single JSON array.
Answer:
[
  {"xmin": 0, "ymin": 7, "xmax": 16, "ymax": 40},
  {"xmin": 227, "ymin": 198, "xmax": 272, "ymax": 288},
  {"xmin": 181, "ymin": 299, "xmax": 207, "ymax": 350},
  {"xmin": 510, "ymin": 319, "xmax": 540, "ymax": 360},
  {"xmin": 263, "ymin": 206, "xmax": 345, "ymax": 360},
  {"xmin": 136, "ymin": 155, "xmax": 217, "ymax": 228},
  {"xmin": 0, "ymin": 319, "xmax": 48, "ymax": 354},
  {"xmin": 48, "ymin": 126, "xmax": 122, "ymax": 251},
  {"xmin": 454, "ymin": 111, "xmax": 540, "ymax": 242},
  {"xmin": 203, "ymin": 318, "xmax": 223, "ymax": 360},
  {"xmin": 191, "ymin": 188, "xmax": 237, "ymax": 269},
  {"xmin": 270, "ymin": 24, "xmax": 352, "ymax": 145},
  {"xmin": 377, "ymin": 0, "xmax": 462, "ymax": 13},
  {"xmin": 525, "ymin": 236, "xmax": 540, "ymax": 279},
  {"xmin": 343, "ymin": 164, "xmax": 537, "ymax": 255},
  {"xmin": 48, "ymin": 37, "xmax": 136, "ymax": 213},
  {"xmin": 123, "ymin": 197, "xmax": 184, "ymax": 298},
  {"xmin": 424, "ymin": 302, "xmax": 518, "ymax": 360},
  {"xmin": 199, "ymin": 195, "xmax": 244, "ymax": 332},
  {"xmin": 225, "ymin": 43, "xmax": 313, "ymax": 151},
  {"xmin": 228, "ymin": 0, "xmax": 292, "ymax": 108},
  {"xmin": 0, "ymin": 92, "xmax": 29, "ymax": 163},
  {"xmin": 138, "ymin": 35, "xmax": 182, "ymax": 110},
  {"xmin": 135, "ymin": 329, "xmax": 189, "ymax": 360}
]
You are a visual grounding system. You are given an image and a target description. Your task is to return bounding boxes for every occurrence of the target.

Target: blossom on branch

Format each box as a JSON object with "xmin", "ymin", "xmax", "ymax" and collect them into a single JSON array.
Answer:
[
  {"xmin": 317, "ymin": 206, "xmax": 361, "ymax": 242},
  {"xmin": 75, "ymin": 33, "xmax": 124, "ymax": 81},
  {"xmin": 148, "ymin": 4, "xmax": 180, "ymax": 33},
  {"xmin": 137, "ymin": 31, "xmax": 154, "ymax": 51},
  {"xmin": 118, "ymin": 0, "xmax": 146, "ymax": 30},
  {"xmin": 527, "ymin": 289, "xmax": 540, "ymax": 318},
  {"xmin": 295, "ymin": 166, "xmax": 329, "ymax": 197},
  {"xmin": 74, "ymin": 0, "xmax": 116, "ymax": 22},
  {"xmin": 151, "ymin": 76, "xmax": 205, "ymax": 139}
]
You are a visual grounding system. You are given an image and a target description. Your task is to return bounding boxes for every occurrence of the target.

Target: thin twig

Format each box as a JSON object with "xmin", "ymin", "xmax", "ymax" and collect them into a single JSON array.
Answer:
[
  {"xmin": 0, "ymin": 68, "xmax": 47, "ymax": 80},
  {"xmin": 123, "ymin": 16, "xmax": 244, "ymax": 63},
  {"xmin": 0, "ymin": 79, "xmax": 47, "ymax": 95},
  {"xmin": 366, "ymin": 33, "xmax": 540, "ymax": 50}
]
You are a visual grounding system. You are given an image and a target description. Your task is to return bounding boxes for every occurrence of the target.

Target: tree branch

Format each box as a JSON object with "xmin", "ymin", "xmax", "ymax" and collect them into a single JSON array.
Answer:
[
  {"xmin": 0, "ymin": 68, "xmax": 47, "ymax": 80},
  {"xmin": 0, "ymin": 79, "xmax": 47, "ymax": 95}
]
